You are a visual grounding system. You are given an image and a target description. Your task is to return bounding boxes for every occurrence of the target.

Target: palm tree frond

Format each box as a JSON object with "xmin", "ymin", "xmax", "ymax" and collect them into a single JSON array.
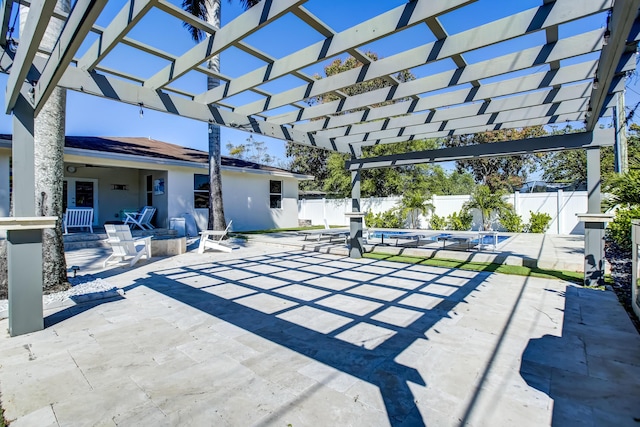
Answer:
[
  {"xmin": 182, "ymin": 0, "xmax": 208, "ymax": 41},
  {"xmin": 232, "ymin": 0, "xmax": 261, "ymax": 9}
]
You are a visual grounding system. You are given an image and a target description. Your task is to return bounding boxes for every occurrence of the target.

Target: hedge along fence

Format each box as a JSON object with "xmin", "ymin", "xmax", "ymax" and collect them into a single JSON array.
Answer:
[{"xmin": 298, "ymin": 191, "xmax": 588, "ymax": 235}]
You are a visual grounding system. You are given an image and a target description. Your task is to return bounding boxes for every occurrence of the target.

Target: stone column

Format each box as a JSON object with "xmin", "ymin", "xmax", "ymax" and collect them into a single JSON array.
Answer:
[{"xmin": 6, "ymin": 93, "xmax": 46, "ymax": 336}]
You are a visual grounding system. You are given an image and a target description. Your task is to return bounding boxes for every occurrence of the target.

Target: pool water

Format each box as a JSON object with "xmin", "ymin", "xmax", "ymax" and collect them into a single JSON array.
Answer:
[
  {"xmin": 475, "ymin": 235, "xmax": 510, "ymax": 245},
  {"xmin": 368, "ymin": 231, "xmax": 511, "ymax": 246}
]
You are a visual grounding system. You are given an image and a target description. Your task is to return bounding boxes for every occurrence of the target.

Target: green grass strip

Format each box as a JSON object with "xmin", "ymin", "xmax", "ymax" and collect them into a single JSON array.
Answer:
[{"xmin": 363, "ymin": 252, "xmax": 588, "ymax": 284}]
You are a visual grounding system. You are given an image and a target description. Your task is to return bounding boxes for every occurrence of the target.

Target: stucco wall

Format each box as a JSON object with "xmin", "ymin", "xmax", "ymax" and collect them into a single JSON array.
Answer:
[
  {"xmin": 0, "ymin": 149, "xmax": 302, "ymax": 232},
  {"xmin": 168, "ymin": 169, "xmax": 300, "ymax": 232},
  {"xmin": 137, "ymin": 169, "xmax": 169, "ymax": 228},
  {"xmin": 65, "ymin": 165, "xmax": 141, "ymax": 225}
]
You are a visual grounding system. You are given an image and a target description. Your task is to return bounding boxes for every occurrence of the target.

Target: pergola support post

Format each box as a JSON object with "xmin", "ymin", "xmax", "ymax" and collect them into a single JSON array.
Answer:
[
  {"xmin": 7, "ymin": 93, "xmax": 43, "ymax": 336},
  {"xmin": 349, "ymin": 167, "xmax": 363, "ymax": 258},
  {"xmin": 583, "ymin": 146, "xmax": 606, "ymax": 287}
]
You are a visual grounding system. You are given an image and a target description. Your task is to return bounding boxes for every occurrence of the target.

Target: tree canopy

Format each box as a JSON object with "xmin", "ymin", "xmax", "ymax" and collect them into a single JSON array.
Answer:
[
  {"xmin": 226, "ymin": 135, "xmax": 277, "ymax": 165},
  {"xmin": 443, "ymin": 126, "xmax": 546, "ymax": 192},
  {"xmin": 540, "ymin": 123, "xmax": 640, "ymax": 186}
]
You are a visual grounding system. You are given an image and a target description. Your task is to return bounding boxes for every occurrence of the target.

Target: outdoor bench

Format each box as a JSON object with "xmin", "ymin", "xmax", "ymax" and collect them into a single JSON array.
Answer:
[{"xmin": 63, "ymin": 208, "xmax": 94, "ymax": 234}]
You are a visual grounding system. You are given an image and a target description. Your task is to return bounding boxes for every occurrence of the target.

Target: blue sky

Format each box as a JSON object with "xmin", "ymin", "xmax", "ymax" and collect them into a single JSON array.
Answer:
[{"xmin": 0, "ymin": 0, "xmax": 637, "ymax": 166}]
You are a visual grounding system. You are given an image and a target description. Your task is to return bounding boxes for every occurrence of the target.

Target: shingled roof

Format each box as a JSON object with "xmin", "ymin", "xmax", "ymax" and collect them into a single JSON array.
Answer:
[{"xmin": 0, "ymin": 134, "xmax": 296, "ymax": 174}]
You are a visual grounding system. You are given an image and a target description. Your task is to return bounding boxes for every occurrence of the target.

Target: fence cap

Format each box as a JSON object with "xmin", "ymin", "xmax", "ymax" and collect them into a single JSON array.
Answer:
[{"xmin": 576, "ymin": 213, "xmax": 615, "ymax": 223}]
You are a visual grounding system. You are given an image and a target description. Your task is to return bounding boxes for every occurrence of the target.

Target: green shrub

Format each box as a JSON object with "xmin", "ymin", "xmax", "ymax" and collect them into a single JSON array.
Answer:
[
  {"xmin": 365, "ymin": 209, "xmax": 403, "ymax": 229},
  {"xmin": 500, "ymin": 209, "xmax": 524, "ymax": 232},
  {"xmin": 606, "ymin": 206, "xmax": 640, "ymax": 251},
  {"xmin": 429, "ymin": 213, "xmax": 447, "ymax": 230},
  {"xmin": 526, "ymin": 211, "xmax": 552, "ymax": 233},
  {"xmin": 448, "ymin": 210, "xmax": 473, "ymax": 231}
]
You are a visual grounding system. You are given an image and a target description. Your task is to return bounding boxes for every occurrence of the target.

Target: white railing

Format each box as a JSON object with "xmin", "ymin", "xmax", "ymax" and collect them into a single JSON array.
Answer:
[
  {"xmin": 632, "ymin": 220, "xmax": 640, "ymax": 320},
  {"xmin": 299, "ymin": 191, "xmax": 588, "ymax": 235}
]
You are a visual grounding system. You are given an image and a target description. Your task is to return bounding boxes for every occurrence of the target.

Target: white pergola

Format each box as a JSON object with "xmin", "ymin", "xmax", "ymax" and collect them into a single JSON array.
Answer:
[{"xmin": 1, "ymin": 0, "xmax": 639, "ymax": 335}]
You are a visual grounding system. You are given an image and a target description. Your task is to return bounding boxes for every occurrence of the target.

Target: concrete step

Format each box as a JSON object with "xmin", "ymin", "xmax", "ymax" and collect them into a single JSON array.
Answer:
[{"xmin": 63, "ymin": 228, "xmax": 179, "ymax": 251}]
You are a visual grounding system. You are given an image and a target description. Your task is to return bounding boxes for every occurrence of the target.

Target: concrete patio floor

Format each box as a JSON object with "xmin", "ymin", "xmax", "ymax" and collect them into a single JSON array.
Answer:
[{"xmin": 1, "ymin": 242, "xmax": 639, "ymax": 426}]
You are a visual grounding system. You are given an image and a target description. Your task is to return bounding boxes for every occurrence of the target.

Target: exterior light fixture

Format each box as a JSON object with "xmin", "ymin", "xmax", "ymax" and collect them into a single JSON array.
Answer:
[
  {"xmin": 139, "ymin": 103, "xmax": 144, "ymax": 118},
  {"xmin": 593, "ymin": 78, "xmax": 599, "ymax": 90},
  {"xmin": 603, "ymin": 29, "xmax": 611, "ymax": 45}
]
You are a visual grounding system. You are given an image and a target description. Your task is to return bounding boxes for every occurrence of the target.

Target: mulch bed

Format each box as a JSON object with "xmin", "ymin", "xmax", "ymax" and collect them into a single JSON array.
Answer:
[{"xmin": 605, "ymin": 240, "xmax": 640, "ymax": 334}]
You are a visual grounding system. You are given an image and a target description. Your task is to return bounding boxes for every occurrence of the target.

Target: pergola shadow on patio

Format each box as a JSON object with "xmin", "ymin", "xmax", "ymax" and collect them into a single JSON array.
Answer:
[
  {"xmin": 126, "ymin": 252, "xmax": 490, "ymax": 425},
  {"xmin": 2, "ymin": 247, "xmax": 639, "ymax": 425}
]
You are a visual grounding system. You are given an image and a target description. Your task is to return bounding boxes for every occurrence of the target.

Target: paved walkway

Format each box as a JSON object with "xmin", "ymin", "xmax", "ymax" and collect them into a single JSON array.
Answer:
[{"xmin": 1, "ymin": 243, "xmax": 638, "ymax": 426}]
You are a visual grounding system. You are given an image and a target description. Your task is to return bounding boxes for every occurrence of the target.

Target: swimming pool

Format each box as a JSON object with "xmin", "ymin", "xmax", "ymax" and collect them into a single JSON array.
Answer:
[{"xmin": 367, "ymin": 231, "xmax": 511, "ymax": 248}]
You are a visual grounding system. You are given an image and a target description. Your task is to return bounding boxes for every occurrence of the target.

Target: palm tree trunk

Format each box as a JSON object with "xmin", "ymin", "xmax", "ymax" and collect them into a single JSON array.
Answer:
[
  {"xmin": 36, "ymin": 86, "xmax": 68, "ymax": 290},
  {"xmin": 206, "ymin": 0, "xmax": 226, "ymax": 231}
]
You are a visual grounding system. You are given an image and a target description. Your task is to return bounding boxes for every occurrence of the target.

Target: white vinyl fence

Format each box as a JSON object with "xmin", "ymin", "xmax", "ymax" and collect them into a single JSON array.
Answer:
[{"xmin": 298, "ymin": 190, "xmax": 588, "ymax": 235}]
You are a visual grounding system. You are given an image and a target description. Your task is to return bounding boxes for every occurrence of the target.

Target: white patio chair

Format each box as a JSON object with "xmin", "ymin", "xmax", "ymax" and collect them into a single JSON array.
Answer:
[
  {"xmin": 197, "ymin": 220, "xmax": 236, "ymax": 253},
  {"xmin": 123, "ymin": 206, "xmax": 156, "ymax": 230},
  {"xmin": 103, "ymin": 224, "xmax": 152, "ymax": 267}
]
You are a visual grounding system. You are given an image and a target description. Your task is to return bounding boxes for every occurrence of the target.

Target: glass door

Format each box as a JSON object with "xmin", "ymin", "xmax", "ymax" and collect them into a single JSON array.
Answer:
[{"xmin": 63, "ymin": 178, "xmax": 99, "ymax": 224}]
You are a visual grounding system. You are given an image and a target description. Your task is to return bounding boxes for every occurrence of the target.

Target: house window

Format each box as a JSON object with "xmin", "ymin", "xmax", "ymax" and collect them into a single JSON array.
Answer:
[
  {"xmin": 270, "ymin": 180, "xmax": 282, "ymax": 209},
  {"xmin": 194, "ymin": 174, "xmax": 209, "ymax": 208},
  {"xmin": 146, "ymin": 175, "xmax": 153, "ymax": 206}
]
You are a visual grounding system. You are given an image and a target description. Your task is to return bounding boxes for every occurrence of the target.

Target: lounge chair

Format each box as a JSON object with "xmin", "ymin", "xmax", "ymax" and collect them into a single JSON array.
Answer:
[
  {"xmin": 436, "ymin": 233, "xmax": 475, "ymax": 250},
  {"xmin": 103, "ymin": 224, "xmax": 152, "ymax": 267},
  {"xmin": 376, "ymin": 230, "xmax": 438, "ymax": 247},
  {"xmin": 300, "ymin": 219, "xmax": 350, "ymax": 243},
  {"xmin": 198, "ymin": 220, "xmax": 236, "ymax": 253},
  {"xmin": 124, "ymin": 206, "xmax": 156, "ymax": 230}
]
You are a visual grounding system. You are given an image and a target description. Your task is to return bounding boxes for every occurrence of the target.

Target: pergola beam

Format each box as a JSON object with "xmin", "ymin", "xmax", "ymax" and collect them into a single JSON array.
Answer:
[
  {"xmin": 351, "ymin": 112, "xmax": 588, "ymax": 149},
  {"xmin": 33, "ymin": 0, "xmax": 109, "ymax": 116},
  {"xmin": 346, "ymin": 128, "xmax": 614, "ymax": 171},
  {"xmin": 280, "ymin": 58, "xmax": 600, "ymax": 127},
  {"xmin": 4, "ymin": 0, "xmax": 56, "ymax": 113},
  {"xmin": 0, "ymin": 0, "xmax": 12, "ymax": 47},
  {"xmin": 333, "ymin": 96, "xmax": 593, "ymax": 145},
  {"xmin": 33, "ymin": 61, "xmax": 339, "ymax": 151},
  {"xmin": 240, "ymin": 1, "xmax": 608, "ymax": 119},
  {"xmin": 586, "ymin": 0, "xmax": 640, "ymax": 130},
  {"xmin": 244, "ymin": 26, "xmax": 603, "ymax": 118},
  {"xmin": 319, "ymin": 79, "xmax": 594, "ymax": 141},
  {"xmin": 194, "ymin": 0, "xmax": 474, "ymax": 106},
  {"xmin": 145, "ymin": 0, "xmax": 306, "ymax": 90},
  {"xmin": 77, "ymin": 0, "xmax": 157, "ymax": 72}
]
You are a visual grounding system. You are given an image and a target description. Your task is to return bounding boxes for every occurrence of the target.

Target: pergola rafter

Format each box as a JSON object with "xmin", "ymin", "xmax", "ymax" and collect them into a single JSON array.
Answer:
[
  {"xmin": 0, "ymin": 0, "xmax": 635, "ymax": 154},
  {"xmin": 144, "ymin": 0, "xmax": 306, "ymax": 90},
  {"xmin": 194, "ymin": 0, "xmax": 473, "ymax": 106}
]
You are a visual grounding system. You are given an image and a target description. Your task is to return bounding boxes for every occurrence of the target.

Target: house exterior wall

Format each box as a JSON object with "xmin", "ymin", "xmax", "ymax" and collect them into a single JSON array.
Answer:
[
  {"xmin": 137, "ymin": 169, "xmax": 169, "ymax": 228},
  {"xmin": 0, "ymin": 148, "xmax": 305, "ymax": 232},
  {"xmin": 65, "ymin": 165, "xmax": 141, "ymax": 225},
  {"xmin": 167, "ymin": 168, "xmax": 300, "ymax": 231}
]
